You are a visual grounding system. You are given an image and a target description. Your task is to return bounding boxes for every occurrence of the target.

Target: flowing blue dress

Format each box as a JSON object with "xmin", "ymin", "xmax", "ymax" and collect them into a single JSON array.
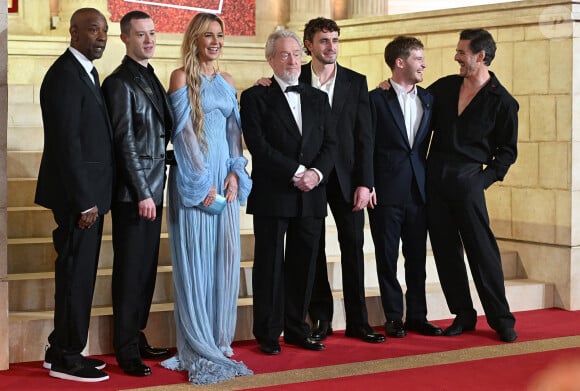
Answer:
[{"xmin": 161, "ymin": 74, "xmax": 253, "ymax": 385}]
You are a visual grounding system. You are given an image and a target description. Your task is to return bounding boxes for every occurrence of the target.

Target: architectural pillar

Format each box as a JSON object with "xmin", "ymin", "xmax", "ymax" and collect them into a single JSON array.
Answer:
[
  {"xmin": 348, "ymin": 0, "xmax": 388, "ymax": 18},
  {"xmin": 1, "ymin": 0, "xmax": 9, "ymax": 371},
  {"xmin": 287, "ymin": 0, "xmax": 333, "ymax": 31}
]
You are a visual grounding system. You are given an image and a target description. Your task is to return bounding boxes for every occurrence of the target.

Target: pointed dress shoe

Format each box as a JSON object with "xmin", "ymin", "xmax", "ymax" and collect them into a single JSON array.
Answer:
[
  {"xmin": 311, "ymin": 320, "xmax": 333, "ymax": 341},
  {"xmin": 259, "ymin": 342, "xmax": 281, "ymax": 355},
  {"xmin": 284, "ymin": 336, "xmax": 326, "ymax": 351},
  {"xmin": 345, "ymin": 325, "xmax": 386, "ymax": 343},
  {"xmin": 138, "ymin": 332, "xmax": 171, "ymax": 359},
  {"xmin": 405, "ymin": 319, "xmax": 443, "ymax": 336},
  {"xmin": 119, "ymin": 358, "xmax": 152, "ymax": 377},
  {"xmin": 384, "ymin": 320, "xmax": 406, "ymax": 338},
  {"xmin": 443, "ymin": 316, "xmax": 476, "ymax": 336},
  {"xmin": 498, "ymin": 327, "xmax": 517, "ymax": 343}
]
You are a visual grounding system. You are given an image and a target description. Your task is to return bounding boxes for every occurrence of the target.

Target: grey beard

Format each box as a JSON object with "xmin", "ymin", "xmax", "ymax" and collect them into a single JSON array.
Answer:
[{"xmin": 279, "ymin": 71, "xmax": 299, "ymax": 85}]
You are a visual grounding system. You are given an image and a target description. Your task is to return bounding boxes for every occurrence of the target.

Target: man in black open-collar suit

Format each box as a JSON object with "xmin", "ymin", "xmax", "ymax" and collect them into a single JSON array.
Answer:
[
  {"xmin": 35, "ymin": 8, "xmax": 113, "ymax": 383},
  {"xmin": 241, "ymin": 29, "xmax": 337, "ymax": 355},
  {"xmin": 101, "ymin": 11, "xmax": 173, "ymax": 377},
  {"xmin": 299, "ymin": 17, "xmax": 384, "ymax": 344},
  {"xmin": 368, "ymin": 36, "xmax": 442, "ymax": 339}
]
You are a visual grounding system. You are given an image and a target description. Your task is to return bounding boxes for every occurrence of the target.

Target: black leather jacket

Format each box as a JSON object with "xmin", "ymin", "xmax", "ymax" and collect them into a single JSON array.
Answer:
[{"xmin": 102, "ymin": 56, "xmax": 173, "ymax": 205}]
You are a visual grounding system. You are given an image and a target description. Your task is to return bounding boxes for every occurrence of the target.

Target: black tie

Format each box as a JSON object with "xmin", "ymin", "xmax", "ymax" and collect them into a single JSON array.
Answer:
[
  {"xmin": 91, "ymin": 67, "xmax": 100, "ymax": 88},
  {"xmin": 285, "ymin": 84, "xmax": 303, "ymax": 94}
]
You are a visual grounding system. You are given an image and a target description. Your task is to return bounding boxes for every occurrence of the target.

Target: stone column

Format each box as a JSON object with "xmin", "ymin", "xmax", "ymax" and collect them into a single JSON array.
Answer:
[
  {"xmin": 348, "ymin": 0, "xmax": 388, "ymax": 18},
  {"xmin": 1, "ymin": 0, "xmax": 9, "ymax": 371},
  {"xmin": 287, "ymin": 0, "xmax": 333, "ymax": 31}
]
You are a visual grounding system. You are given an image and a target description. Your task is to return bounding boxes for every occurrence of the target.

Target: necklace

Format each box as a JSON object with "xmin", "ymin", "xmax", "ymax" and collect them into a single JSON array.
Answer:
[{"xmin": 201, "ymin": 67, "xmax": 217, "ymax": 82}]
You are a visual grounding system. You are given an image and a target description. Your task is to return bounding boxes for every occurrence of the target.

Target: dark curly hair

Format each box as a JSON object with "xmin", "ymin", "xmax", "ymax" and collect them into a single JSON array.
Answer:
[{"xmin": 303, "ymin": 17, "xmax": 340, "ymax": 56}]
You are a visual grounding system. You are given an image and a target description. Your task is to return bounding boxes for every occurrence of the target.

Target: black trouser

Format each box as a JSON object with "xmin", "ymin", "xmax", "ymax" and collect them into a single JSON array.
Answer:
[
  {"xmin": 49, "ymin": 210, "xmax": 103, "ymax": 368},
  {"xmin": 368, "ymin": 184, "xmax": 428, "ymax": 322},
  {"xmin": 427, "ymin": 180, "xmax": 515, "ymax": 331},
  {"xmin": 252, "ymin": 215, "xmax": 322, "ymax": 345},
  {"xmin": 308, "ymin": 173, "xmax": 368, "ymax": 328},
  {"xmin": 111, "ymin": 202, "xmax": 163, "ymax": 362}
]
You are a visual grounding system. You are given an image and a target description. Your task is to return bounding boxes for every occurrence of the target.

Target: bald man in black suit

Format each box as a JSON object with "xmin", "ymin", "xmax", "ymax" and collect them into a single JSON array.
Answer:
[{"xmin": 35, "ymin": 8, "xmax": 113, "ymax": 383}]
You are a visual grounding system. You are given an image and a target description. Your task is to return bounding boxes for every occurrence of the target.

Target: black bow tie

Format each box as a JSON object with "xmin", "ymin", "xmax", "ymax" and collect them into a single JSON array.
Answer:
[{"xmin": 285, "ymin": 84, "xmax": 304, "ymax": 94}]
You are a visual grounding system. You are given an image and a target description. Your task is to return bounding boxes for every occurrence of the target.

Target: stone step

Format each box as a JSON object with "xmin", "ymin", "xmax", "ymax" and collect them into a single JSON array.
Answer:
[
  {"xmin": 7, "ymin": 205, "xmax": 255, "ymax": 237},
  {"xmin": 7, "ymin": 234, "xmax": 519, "ymax": 310},
  {"xmin": 7, "ymin": 126, "xmax": 44, "ymax": 151},
  {"xmin": 7, "ymin": 206, "xmax": 171, "ymax": 238},
  {"xmin": 7, "ymin": 151, "xmax": 41, "ymax": 178},
  {"xmin": 6, "ymin": 229, "xmax": 364, "ymax": 273},
  {"xmin": 6, "ymin": 149, "xmax": 253, "ymax": 179},
  {"xmin": 8, "ymin": 84, "xmax": 37, "ymax": 104},
  {"xmin": 6, "ymin": 178, "xmax": 36, "ymax": 207},
  {"xmin": 7, "ymin": 277, "xmax": 553, "ymax": 363},
  {"xmin": 7, "ymin": 232, "xmax": 254, "ymax": 273},
  {"xmin": 7, "ymin": 103, "xmax": 43, "ymax": 127}
]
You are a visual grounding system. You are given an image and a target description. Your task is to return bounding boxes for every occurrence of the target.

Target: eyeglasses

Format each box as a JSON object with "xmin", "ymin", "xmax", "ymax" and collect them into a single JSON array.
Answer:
[{"xmin": 277, "ymin": 51, "xmax": 302, "ymax": 62}]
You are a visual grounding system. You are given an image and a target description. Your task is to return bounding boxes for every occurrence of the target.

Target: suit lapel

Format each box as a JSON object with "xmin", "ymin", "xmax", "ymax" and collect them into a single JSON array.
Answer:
[
  {"xmin": 414, "ymin": 88, "xmax": 433, "ymax": 147},
  {"xmin": 299, "ymin": 88, "xmax": 318, "ymax": 146},
  {"xmin": 79, "ymin": 68, "xmax": 103, "ymax": 105},
  {"xmin": 384, "ymin": 88, "xmax": 409, "ymax": 147},
  {"xmin": 136, "ymin": 75, "xmax": 164, "ymax": 119},
  {"xmin": 331, "ymin": 65, "xmax": 349, "ymax": 117},
  {"xmin": 65, "ymin": 51, "xmax": 113, "ymax": 141},
  {"xmin": 268, "ymin": 78, "xmax": 302, "ymax": 141},
  {"xmin": 125, "ymin": 59, "xmax": 165, "ymax": 122}
]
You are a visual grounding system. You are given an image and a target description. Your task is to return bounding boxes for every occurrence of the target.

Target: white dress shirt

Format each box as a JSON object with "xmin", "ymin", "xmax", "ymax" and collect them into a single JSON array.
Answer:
[
  {"xmin": 68, "ymin": 46, "xmax": 97, "ymax": 84},
  {"xmin": 273, "ymin": 75, "xmax": 323, "ymax": 184},
  {"xmin": 274, "ymin": 75, "xmax": 302, "ymax": 134},
  {"xmin": 390, "ymin": 79, "xmax": 423, "ymax": 148},
  {"xmin": 310, "ymin": 63, "xmax": 337, "ymax": 108}
]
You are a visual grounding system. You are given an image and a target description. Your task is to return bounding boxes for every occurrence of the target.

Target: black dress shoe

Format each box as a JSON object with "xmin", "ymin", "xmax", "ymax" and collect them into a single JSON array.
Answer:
[
  {"xmin": 138, "ymin": 332, "xmax": 171, "ymax": 359},
  {"xmin": 311, "ymin": 320, "xmax": 333, "ymax": 341},
  {"xmin": 259, "ymin": 342, "xmax": 281, "ymax": 355},
  {"xmin": 284, "ymin": 336, "xmax": 326, "ymax": 351},
  {"xmin": 384, "ymin": 320, "xmax": 406, "ymax": 338},
  {"xmin": 443, "ymin": 316, "xmax": 476, "ymax": 336},
  {"xmin": 498, "ymin": 327, "xmax": 517, "ymax": 343},
  {"xmin": 119, "ymin": 358, "xmax": 151, "ymax": 377},
  {"xmin": 405, "ymin": 319, "xmax": 443, "ymax": 336},
  {"xmin": 345, "ymin": 325, "xmax": 386, "ymax": 343}
]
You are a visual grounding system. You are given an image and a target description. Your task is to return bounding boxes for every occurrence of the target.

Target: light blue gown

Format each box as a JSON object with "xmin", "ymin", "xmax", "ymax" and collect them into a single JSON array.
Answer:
[{"xmin": 161, "ymin": 74, "xmax": 253, "ymax": 385}]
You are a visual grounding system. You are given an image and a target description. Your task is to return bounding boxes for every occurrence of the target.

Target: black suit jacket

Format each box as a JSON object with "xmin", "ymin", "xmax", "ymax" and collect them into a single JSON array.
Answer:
[
  {"xmin": 240, "ymin": 77, "xmax": 337, "ymax": 218},
  {"xmin": 300, "ymin": 62, "xmax": 373, "ymax": 202},
  {"xmin": 35, "ymin": 49, "xmax": 114, "ymax": 215},
  {"xmin": 102, "ymin": 56, "xmax": 173, "ymax": 206},
  {"xmin": 369, "ymin": 85, "xmax": 433, "ymax": 205}
]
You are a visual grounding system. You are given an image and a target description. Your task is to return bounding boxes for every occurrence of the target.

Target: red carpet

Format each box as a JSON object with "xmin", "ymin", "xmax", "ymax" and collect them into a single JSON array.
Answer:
[
  {"xmin": 1, "ymin": 308, "xmax": 579, "ymax": 390},
  {"xmin": 245, "ymin": 347, "xmax": 580, "ymax": 391}
]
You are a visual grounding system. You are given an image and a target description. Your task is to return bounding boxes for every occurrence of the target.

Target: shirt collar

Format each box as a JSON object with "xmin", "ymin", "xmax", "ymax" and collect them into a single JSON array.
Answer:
[
  {"xmin": 274, "ymin": 75, "xmax": 299, "ymax": 93},
  {"xmin": 311, "ymin": 63, "xmax": 337, "ymax": 88},
  {"xmin": 390, "ymin": 78, "xmax": 417, "ymax": 98},
  {"xmin": 68, "ymin": 46, "xmax": 94, "ymax": 75}
]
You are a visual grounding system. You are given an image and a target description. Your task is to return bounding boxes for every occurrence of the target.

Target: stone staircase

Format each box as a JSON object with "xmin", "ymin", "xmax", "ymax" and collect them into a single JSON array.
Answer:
[{"xmin": 5, "ymin": 83, "xmax": 555, "ymax": 363}]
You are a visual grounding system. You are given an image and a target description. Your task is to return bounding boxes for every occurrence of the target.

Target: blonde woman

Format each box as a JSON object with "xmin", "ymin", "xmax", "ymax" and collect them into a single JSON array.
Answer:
[{"xmin": 160, "ymin": 13, "xmax": 252, "ymax": 385}]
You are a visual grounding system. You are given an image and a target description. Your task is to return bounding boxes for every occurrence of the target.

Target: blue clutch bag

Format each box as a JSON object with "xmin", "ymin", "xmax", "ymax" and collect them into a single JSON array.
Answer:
[{"xmin": 197, "ymin": 194, "xmax": 227, "ymax": 215}]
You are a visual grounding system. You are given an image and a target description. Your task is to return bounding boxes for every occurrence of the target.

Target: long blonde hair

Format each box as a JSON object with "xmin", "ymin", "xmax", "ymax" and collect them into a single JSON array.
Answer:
[{"xmin": 181, "ymin": 13, "xmax": 225, "ymax": 152}]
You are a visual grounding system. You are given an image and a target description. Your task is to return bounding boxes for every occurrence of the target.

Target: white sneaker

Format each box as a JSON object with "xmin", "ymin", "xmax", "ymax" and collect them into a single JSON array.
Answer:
[{"xmin": 49, "ymin": 363, "xmax": 109, "ymax": 382}]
